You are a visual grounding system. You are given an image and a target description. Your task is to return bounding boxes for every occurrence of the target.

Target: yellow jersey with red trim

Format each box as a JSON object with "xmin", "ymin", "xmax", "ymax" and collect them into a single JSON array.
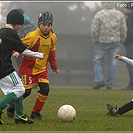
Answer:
[{"xmin": 19, "ymin": 27, "xmax": 58, "ymax": 75}]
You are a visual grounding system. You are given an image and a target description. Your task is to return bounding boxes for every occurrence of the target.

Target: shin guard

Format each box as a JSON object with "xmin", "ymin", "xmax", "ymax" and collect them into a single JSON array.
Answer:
[{"xmin": 32, "ymin": 93, "xmax": 48, "ymax": 113}]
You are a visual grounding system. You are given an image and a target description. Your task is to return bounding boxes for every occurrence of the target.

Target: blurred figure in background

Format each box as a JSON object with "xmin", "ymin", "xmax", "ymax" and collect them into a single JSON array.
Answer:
[
  {"xmin": 91, "ymin": 2, "xmax": 127, "ymax": 89},
  {"xmin": 122, "ymin": 2, "xmax": 133, "ymax": 90},
  {"xmin": 17, "ymin": 8, "xmax": 36, "ymax": 38}
]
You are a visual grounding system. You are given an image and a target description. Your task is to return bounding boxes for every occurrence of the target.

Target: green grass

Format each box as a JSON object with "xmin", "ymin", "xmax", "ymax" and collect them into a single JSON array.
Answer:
[{"xmin": 0, "ymin": 87, "xmax": 133, "ymax": 131}]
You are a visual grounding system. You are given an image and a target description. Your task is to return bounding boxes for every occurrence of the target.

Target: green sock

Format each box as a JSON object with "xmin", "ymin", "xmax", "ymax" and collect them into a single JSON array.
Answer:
[
  {"xmin": 15, "ymin": 96, "xmax": 23, "ymax": 116},
  {"xmin": 0, "ymin": 92, "xmax": 17, "ymax": 110}
]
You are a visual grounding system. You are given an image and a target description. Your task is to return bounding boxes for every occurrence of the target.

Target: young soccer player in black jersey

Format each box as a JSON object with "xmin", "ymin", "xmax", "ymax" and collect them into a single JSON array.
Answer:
[{"xmin": 0, "ymin": 9, "xmax": 44, "ymax": 124}]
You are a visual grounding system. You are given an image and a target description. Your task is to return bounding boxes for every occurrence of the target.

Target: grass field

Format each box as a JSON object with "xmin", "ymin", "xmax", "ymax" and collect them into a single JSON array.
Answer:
[{"xmin": 0, "ymin": 86, "xmax": 133, "ymax": 132}]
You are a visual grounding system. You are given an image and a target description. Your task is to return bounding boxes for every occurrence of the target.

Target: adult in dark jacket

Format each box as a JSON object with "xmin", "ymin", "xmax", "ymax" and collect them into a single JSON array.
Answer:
[{"xmin": 123, "ymin": 2, "xmax": 133, "ymax": 89}]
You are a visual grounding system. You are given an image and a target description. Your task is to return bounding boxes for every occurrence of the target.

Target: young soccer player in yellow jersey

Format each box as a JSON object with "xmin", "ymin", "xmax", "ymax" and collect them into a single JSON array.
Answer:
[{"xmin": 7, "ymin": 12, "xmax": 59, "ymax": 120}]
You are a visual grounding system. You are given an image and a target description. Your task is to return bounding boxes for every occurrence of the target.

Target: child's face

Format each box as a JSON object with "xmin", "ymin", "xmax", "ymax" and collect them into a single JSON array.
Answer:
[{"xmin": 39, "ymin": 22, "xmax": 52, "ymax": 35}]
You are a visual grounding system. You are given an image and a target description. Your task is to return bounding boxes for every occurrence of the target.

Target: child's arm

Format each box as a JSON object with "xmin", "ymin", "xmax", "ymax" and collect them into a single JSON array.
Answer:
[
  {"xmin": 121, "ymin": 56, "xmax": 133, "ymax": 67},
  {"xmin": 22, "ymin": 49, "xmax": 44, "ymax": 59},
  {"xmin": 12, "ymin": 50, "xmax": 44, "ymax": 59},
  {"xmin": 49, "ymin": 50, "xmax": 59, "ymax": 74},
  {"xmin": 115, "ymin": 55, "xmax": 133, "ymax": 67}
]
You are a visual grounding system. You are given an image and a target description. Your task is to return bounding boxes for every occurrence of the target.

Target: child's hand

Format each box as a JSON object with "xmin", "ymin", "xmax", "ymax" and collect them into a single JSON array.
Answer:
[
  {"xmin": 42, "ymin": 53, "xmax": 45, "ymax": 59},
  {"xmin": 114, "ymin": 55, "xmax": 122, "ymax": 60},
  {"xmin": 53, "ymin": 68, "xmax": 59, "ymax": 74},
  {"xmin": 40, "ymin": 53, "xmax": 45, "ymax": 59},
  {"xmin": 12, "ymin": 52, "xmax": 20, "ymax": 58}
]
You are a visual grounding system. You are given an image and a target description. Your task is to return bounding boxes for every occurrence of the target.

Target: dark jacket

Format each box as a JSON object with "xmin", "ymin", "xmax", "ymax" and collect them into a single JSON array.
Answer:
[{"xmin": 124, "ymin": 13, "xmax": 133, "ymax": 45}]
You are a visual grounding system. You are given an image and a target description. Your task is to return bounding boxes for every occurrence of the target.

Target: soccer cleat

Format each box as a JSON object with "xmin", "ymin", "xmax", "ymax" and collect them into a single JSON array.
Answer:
[
  {"xmin": 7, "ymin": 104, "xmax": 15, "ymax": 118},
  {"xmin": 15, "ymin": 114, "xmax": 34, "ymax": 124},
  {"xmin": 30, "ymin": 112, "xmax": 44, "ymax": 120},
  {"xmin": 0, "ymin": 111, "xmax": 4, "ymax": 125},
  {"xmin": 106, "ymin": 104, "xmax": 119, "ymax": 116}
]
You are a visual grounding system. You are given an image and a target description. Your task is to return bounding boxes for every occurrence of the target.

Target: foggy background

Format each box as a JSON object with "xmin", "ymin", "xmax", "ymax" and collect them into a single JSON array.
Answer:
[{"xmin": 0, "ymin": 1, "xmax": 128, "ymax": 88}]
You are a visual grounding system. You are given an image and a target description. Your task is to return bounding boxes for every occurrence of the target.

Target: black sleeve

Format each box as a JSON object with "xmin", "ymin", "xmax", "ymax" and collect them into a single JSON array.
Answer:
[{"xmin": 3, "ymin": 29, "xmax": 27, "ymax": 53}]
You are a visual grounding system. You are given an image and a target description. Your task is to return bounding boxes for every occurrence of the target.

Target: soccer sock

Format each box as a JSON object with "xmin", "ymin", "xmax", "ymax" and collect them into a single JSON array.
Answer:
[
  {"xmin": 32, "ymin": 93, "xmax": 48, "ymax": 113},
  {"xmin": 118, "ymin": 101, "xmax": 133, "ymax": 115},
  {"xmin": 15, "ymin": 96, "xmax": 23, "ymax": 116},
  {"xmin": 0, "ymin": 92, "xmax": 17, "ymax": 110}
]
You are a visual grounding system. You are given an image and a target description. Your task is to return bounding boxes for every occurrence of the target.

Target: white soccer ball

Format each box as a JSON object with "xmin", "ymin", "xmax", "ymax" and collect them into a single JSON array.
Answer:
[{"xmin": 58, "ymin": 104, "xmax": 76, "ymax": 122}]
